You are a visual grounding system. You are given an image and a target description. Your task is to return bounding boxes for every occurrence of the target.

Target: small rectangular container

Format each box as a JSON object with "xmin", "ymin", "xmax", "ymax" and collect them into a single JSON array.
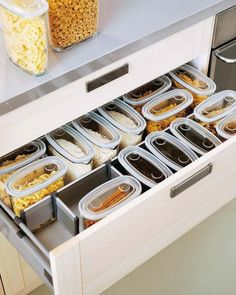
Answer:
[
  {"xmin": 118, "ymin": 146, "xmax": 173, "ymax": 188},
  {"xmin": 122, "ymin": 75, "xmax": 172, "ymax": 113},
  {"xmin": 142, "ymin": 89, "xmax": 193, "ymax": 133},
  {"xmin": 0, "ymin": 0, "xmax": 48, "ymax": 75},
  {"xmin": 145, "ymin": 131, "xmax": 198, "ymax": 171},
  {"xmin": 72, "ymin": 112, "xmax": 121, "ymax": 168},
  {"xmin": 169, "ymin": 64, "xmax": 216, "ymax": 109},
  {"xmin": 0, "ymin": 140, "xmax": 46, "ymax": 207},
  {"xmin": 170, "ymin": 118, "xmax": 222, "ymax": 155},
  {"xmin": 46, "ymin": 125, "xmax": 94, "ymax": 183},
  {"xmin": 98, "ymin": 99, "xmax": 146, "ymax": 150},
  {"xmin": 78, "ymin": 175, "xmax": 142, "ymax": 230},
  {"xmin": 5, "ymin": 156, "xmax": 67, "ymax": 217},
  {"xmin": 216, "ymin": 111, "xmax": 236, "ymax": 139}
]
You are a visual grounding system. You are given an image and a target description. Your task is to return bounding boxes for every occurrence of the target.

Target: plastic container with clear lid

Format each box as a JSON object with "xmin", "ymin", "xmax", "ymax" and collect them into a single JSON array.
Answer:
[
  {"xmin": 98, "ymin": 99, "xmax": 146, "ymax": 150},
  {"xmin": 122, "ymin": 75, "xmax": 172, "ymax": 113},
  {"xmin": 0, "ymin": 0, "xmax": 48, "ymax": 75},
  {"xmin": 216, "ymin": 111, "xmax": 236, "ymax": 139},
  {"xmin": 46, "ymin": 125, "xmax": 94, "ymax": 183},
  {"xmin": 170, "ymin": 118, "xmax": 222, "ymax": 155},
  {"xmin": 72, "ymin": 112, "xmax": 121, "ymax": 168},
  {"xmin": 145, "ymin": 131, "xmax": 198, "ymax": 171},
  {"xmin": 5, "ymin": 156, "xmax": 67, "ymax": 217},
  {"xmin": 118, "ymin": 146, "xmax": 173, "ymax": 188},
  {"xmin": 47, "ymin": 0, "xmax": 98, "ymax": 50},
  {"xmin": 169, "ymin": 64, "xmax": 216, "ymax": 109},
  {"xmin": 78, "ymin": 176, "xmax": 142, "ymax": 230},
  {"xmin": 0, "ymin": 140, "xmax": 46, "ymax": 207},
  {"xmin": 142, "ymin": 89, "xmax": 193, "ymax": 133}
]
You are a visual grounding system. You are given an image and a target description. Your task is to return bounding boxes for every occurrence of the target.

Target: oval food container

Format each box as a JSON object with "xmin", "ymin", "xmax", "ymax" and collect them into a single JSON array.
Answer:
[
  {"xmin": 0, "ymin": 0, "xmax": 48, "ymax": 75},
  {"xmin": 5, "ymin": 156, "xmax": 67, "ymax": 217},
  {"xmin": 46, "ymin": 125, "xmax": 94, "ymax": 182},
  {"xmin": 78, "ymin": 176, "xmax": 142, "ymax": 230},
  {"xmin": 145, "ymin": 131, "xmax": 198, "ymax": 171},
  {"xmin": 118, "ymin": 146, "xmax": 173, "ymax": 188},
  {"xmin": 216, "ymin": 111, "xmax": 236, "ymax": 139},
  {"xmin": 98, "ymin": 99, "xmax": 146, "ymax": 149},
  {"xmin": 170, "ymin": 118, "xmax": 222, "ymax": 155},
  {"xmin": 169, "ymin": 64, "xmax": 216, "ymax": 108},
  {"xmin": 142, "ymin": 89, "xmax": 193, "ymax": 133},
  {"xmin": 72, "ymin": 112, "xmax": 121, "ymax": 168},
  {"xmin": 122, "ymin": 75, "xmax": 172, "ymax": 113}
]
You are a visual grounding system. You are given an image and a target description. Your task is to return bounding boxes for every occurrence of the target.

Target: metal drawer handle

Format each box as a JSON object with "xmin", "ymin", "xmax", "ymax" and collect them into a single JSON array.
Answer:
[
  {"xmin": 215, "ymin": 51, "xmax": 236, "ymax": 64},
  {"xmin": 170, "ymin": 163, "xmax": 213, "ymax": 198}
]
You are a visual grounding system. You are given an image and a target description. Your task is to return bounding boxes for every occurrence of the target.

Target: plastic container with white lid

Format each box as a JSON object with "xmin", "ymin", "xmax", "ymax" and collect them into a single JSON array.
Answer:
[
  {"xmin": 72, "ymin": 112, "xmax": 121, "ymax": 168},
  {"xmin": 170, "ymin": 118, "xmax": 222, "ymax": 155},
  {"xmin": 98, "ymin": 99, "xmax": 146, "ymax": 149},
  {"xmin": 5, "ymin": 156, "xmax": 67, "ymax": 217},
  {"xmin": 142, "ymin": 89, "xmax": 193, "ymax": 133},
  {"xmin": 145, "ymin": 131, "xmax": 198, "ymax": 171},
  {"xmin": 169, "ymin": 64, "xmax": 216, "ymax": 108},
  {"xmin": 118, "ymin": 146, "xmax": 173, "ymax": 188},
  {"xmin": 78, "ymin": 176, "xmax": 142, "ymax": 230},
  {"xmin": 46, "ymin": 125, "xmax": 94, "ymax": 182},
  {"xmin": 0, "ymin": 0, "xmax": 48, "ymax": 75},
  {"xmin": 122, "ymin": 75, "xmax": 172, "ymax": 113},
  {"xmin": 216, "ymin": 111, "xmax": 236, "ymax": 139}
]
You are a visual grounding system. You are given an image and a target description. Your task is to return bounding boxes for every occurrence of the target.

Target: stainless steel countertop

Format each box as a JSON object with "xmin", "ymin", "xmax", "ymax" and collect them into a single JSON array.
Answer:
[{"xmin": 1, "ymin": 0, "xmax": 236, "ymax": 114}]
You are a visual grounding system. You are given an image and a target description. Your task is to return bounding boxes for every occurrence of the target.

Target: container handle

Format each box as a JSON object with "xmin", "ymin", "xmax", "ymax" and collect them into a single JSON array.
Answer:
[{"xmin": 214, "ymin": 51, "xmax": 236, "ymax": 64}]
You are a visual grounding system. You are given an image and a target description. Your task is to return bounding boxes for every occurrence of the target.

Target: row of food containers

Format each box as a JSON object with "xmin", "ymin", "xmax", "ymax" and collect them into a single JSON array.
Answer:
[{"xmin": 1, "ymin": 64, "xmax": 236, "ymax": 231}]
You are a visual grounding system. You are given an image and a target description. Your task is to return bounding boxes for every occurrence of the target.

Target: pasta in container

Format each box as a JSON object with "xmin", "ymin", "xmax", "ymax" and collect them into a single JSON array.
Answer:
[{"xmin": 216, "ymin": 111, "xmax": 236, "ymax": 139}]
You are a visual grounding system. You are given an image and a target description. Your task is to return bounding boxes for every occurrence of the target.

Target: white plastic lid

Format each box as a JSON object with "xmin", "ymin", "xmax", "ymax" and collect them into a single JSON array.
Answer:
[
  {"xmin": 98, "ymin": 99, "xmax": 146, "ymax": 135},
  {"xmin": 194, "ymin": 90, "xmax": 236, "ymax": 123},
  {"xmin": 0, "ymin": 0, "xmax": 48, "ymax": 18},
  {"xmin": 72, "ymin": 112, "xmax": 121, "ymax": 149},
  {"xmin": 216, "ymin": 111, "xmax": 236, "ymax": 139},
  {"xmin": 0, "ymin": 139, "xmax": 46, "ymax": 176},
  {"xmin": 122, "ymin": 75, "xmax": 172, "ymax": 106},
  {"xmin": 142, "ymin": 89, "xmax": 193, "ymax": 121},
  {"xmin": 5, "ymin": 156, "xmax": 67, "ymax": 198},
  {"xmin": 170, "ymin": 118, "xmax": 222, "ymax": 155},
  {"xmin": 118, "ymin": 146, "xmax": 173, "ymax": 188},
  {"xmin": 145, "ymin": 131, "xmax": 198, "ymax": 171},
  {"xmin": 78, "ymin": 176, "xmax": 142, "ymax": 221},
  {"xmin": 46, "ymin": 125, "xmax": 94, "ymax": 164},
  {"xmin": 169, "ymin": 64, "xmax": 216, "ymax": 96}
]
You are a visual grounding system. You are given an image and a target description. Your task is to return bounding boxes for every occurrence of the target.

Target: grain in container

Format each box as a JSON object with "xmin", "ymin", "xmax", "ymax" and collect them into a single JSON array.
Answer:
[
  {"xmin": 216, "ymin": 111, "xmax": 236, "ymax": 139},
  {"xmin": 145, "ymin": 131, "xmax": 198, "ymax": 171},
  {"xmin": 98, "ymin": 99, "xmax": 146, "ymax": 149},
  {"xmin": 0, "ymin": 0, "xmax": 48, "ymax": 75},
  {"xmin": 118, "ymin": 146, "xmax": 173, "ymax": 188},
  {"xmin": 122, "ymin": 75, "xmax": 172, "ymax": 114},
  {"xmin": 46, "ymin": 125, "xmax": 94, "ymax": 182},
  {"xmin": 170, "ymin": 118, "xmax": 222, "ymax": 156},
  {"xmin": 142, "ymin": 89, "xmax": 193, "ymax": 133},
  {"xmin": 72, "ymin": 112, "xmax": 121, "ymax": 168},
  {"xmin": 47, "ymin": 0, "xmax": 98, "ymax": 50},
  {"xmin": 5, "ymin": 156, "xmax": 67, "ymax": 217},
  {"xmin": 0, "ymin": 140, "xmax": 46, "ymax": 207},
  {"xmin": 78, "ymin": 176, "xmax": 142, "ymax": 230},
  {"xmin": 169, "ymin": 64, "xmax": 216, "ymax": 109}
]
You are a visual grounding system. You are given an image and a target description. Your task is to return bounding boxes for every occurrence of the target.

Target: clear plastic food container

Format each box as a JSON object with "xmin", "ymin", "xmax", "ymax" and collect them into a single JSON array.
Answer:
[
  {"xmin": 145, "ymin": 131, "xmax": 198, "ymax": 171},
  {"xmin": 0, "ymin": 0, "xmax": 48, "ymax": 75},
  {"xmin": 122, "ymin": 75, "xmax": 172, "ymax": 113},
  {"xmin": 98, "ymin": 99, "xmax": 146, "ymax": 150},
  {"xmin": 169, "ymin": 64, "xmax": 216, "ymax": 109},
  {"xmin": 170, "ymin": 118, "xmax": 222, "ymax": 155},
  {"xmin": 47, "ymin": 0, "xmax": 98, "ymax": 50},
  {"xmin": 5, "ymin": 156, "xmax": 67, "ymax": 217},
  {"xmin": 216, "ymin": 111, "xmax": 236, "ymax": 140},
  {"xmin": 78, "ymin": 176, "xmax": 142, "ymax": 230},
  {"xmin": 0, "ymin": 140, "xmax": 46, "ymax": 207},
  {"xmin": 142, "ymin": 89, "xmax": 193, "ymax": 133},
  {"xmin": 46, "ymin": 125, "xmax": 94, "ymax": 182},
  {"xmin": 72, "ymin": 112, "xmax": 121, "ymax": 168},
  {"xmin": 118, "ymin": 146, "xmax": 173, "ymax": 188}
]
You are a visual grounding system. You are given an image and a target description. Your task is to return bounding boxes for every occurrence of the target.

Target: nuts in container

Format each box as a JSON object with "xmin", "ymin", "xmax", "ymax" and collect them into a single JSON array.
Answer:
[{"xmin": 216, "ymin": 111, "xmax": 236, "ymax": 140}]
